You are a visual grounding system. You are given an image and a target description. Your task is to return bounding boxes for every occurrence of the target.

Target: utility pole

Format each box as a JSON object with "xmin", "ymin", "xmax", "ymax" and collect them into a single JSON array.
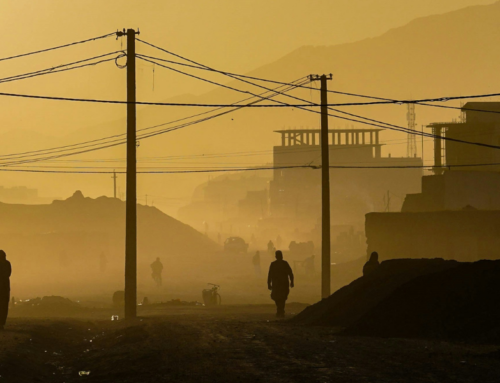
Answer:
[
  {"xmin": 309, "ymin": 73, "xmax": 332, "ymax": 299},
  {"xmin": 384, "ymin": 190, "xmax": 391, "ymax": 212},
  {"xmin": 117, "ymin": 28, "xmax": 140, "ymax": 320},
  {"xmin": 406, "ymin": 104, "xmax": 417, "ymax": 158},
  {"xmin": 112, "ymin": 170, "xmax": 117, "ymax": 198}
]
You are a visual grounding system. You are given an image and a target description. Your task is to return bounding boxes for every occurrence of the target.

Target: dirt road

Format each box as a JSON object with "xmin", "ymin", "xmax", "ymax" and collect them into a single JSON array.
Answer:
[{"xmin": 1, "ymin": 304, "xmax": 500, "ymax": 382}]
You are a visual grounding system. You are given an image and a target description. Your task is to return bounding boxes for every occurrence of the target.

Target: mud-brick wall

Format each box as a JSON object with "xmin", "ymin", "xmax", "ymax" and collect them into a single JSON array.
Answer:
[{"xmin": 365, "ymin": 211, "xmax": 500, "ymax": 262}]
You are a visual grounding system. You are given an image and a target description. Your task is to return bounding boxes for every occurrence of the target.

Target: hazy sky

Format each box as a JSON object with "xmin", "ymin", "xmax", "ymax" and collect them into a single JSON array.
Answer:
[
  {"xmin": 0, "ymin": 0, "xmax": 494, "ymax": 136},
  {"xmin": 0, "ymin": 0, "xmax": 495, "ymax": 99},
  {"xmin": 0, "ymin": 0, "xmax": 496, "ymax": 212}
]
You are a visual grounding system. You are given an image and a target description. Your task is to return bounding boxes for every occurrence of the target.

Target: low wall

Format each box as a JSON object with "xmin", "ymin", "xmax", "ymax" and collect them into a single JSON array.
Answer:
[{"xmin": 365, "ymin": 211, "xmax": 500, "ymax": 261}]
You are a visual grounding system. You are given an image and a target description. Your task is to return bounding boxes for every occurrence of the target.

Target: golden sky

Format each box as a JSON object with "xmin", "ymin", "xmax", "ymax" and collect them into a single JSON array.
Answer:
[{"xmin": 0, "ymin": 0, "xmax": 496, "ymax": 214}]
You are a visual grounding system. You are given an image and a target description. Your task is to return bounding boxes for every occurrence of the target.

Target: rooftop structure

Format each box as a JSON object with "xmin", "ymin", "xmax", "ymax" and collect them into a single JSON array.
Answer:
[
  {"xmin": 276, "ymin": 128, "xmax": 384, "ymax": 156},
  {"xmin": 270, "ymin": 128, "xmax": 423, "ymax": 230},
  {"xmin": 428, "ymin": 102, "xmax": 500, "ymax": 174}
]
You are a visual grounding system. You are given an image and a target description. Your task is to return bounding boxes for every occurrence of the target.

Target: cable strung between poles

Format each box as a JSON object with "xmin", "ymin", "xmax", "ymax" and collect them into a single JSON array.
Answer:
[
  {"xmin": 0, "ymin": 78, "xmax": 308, "ymax": 162},
  {"xmin": 3, "ymin": 161, "xmax": 500, "ymax": 174},
  {"xmin": 0, "ymin": 81, "xmax": 311, "ymax": 167},
  {"xmin": 0, "ymin": 79, "xmax": 310, "ymax": 165},
  {"xmin": 0, "ymin": 52, "xmax": 124, "ymax": 84},
  {"xmin": 1, "ymin": 89, "xmax": 500, "ymax": 109},
  {"xmin": 140, "ymin": 45, "xmax": 500, "ymax": 152},
  {"xmin": 0, "ymin": 32, "xmax": 116, "ymax": 63},
  {"xmin": 136, "ymin": 50, "xmax": 393, "ymax": 102},
  {"xmin": 137, "ymin": 39, "xmax": 500, "ymax": 113}
]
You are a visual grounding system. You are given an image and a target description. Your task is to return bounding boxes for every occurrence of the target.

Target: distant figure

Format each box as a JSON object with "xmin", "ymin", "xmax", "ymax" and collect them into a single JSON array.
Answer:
[
  {"xmin": 151, "ymin": 258, "xmax": 163, "ymax": 287},
  {"xmin": 267, "ymin": 240, "xmax": 275, "ymax": 256},
  {"xmin": 304, "ymin": 254, "xmax": 315, "ymax": 276},
  {"xmin": 99, "ymin": 252, "xmax": 107, "ymax": 273},
  {"xmin": 0, "ymin": 251, "xmax": 12, "ymax": 330},
  {"xmin": 276, "ymin": 235, "xmax": 282, "ymax": 249},
  {"xmin": 268, "ymin": 250, "xmax": 294, "ymax": 318},
  {"xmin": 218, "ymin": 232, "xmax": 221, "ymax": 244},
  {"xmin": 252, "ymin": 251, "xmax": 261, "ymax": 277},
  {"xmin": 142, "ymin": 297, "xmax": 150, "ymax": 306},
  {"xmin": 363, "ymin": 252, "xmax": 380, "ymax": 277}
]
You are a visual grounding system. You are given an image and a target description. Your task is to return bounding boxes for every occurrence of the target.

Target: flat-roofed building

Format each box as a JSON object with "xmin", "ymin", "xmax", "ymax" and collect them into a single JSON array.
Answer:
[
  {"xmin": 428, "ymin": 102, "xmax": 500, "ymax": 174},
  {"xmin": 269, "ymin": 128, "xmax": 423, "ymax": 230}
]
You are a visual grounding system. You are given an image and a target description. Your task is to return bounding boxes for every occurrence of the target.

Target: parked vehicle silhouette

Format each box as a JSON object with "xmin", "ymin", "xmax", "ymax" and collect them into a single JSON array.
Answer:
[{"xmin": 224, "ymin": 237, "xmax": 249, "ymax": 254}]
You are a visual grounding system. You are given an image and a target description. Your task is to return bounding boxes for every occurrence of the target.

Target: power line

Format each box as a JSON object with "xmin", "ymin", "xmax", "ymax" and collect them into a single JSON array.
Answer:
[
  {"xmin": 1, "ymin": 88, "xmax": 500, "ymax": 111},
  {"xmin": 0, "ymin": 91, "xmax": 379, "ymax": 107},
  {"xmin": 138, "ymin": 56, "xmax": 260, "ymax": 99},
  {"xmin": 137, "ymin": 41, "xmax": 500, "ymax": 152},
  {"xmin": 0, "ymin": 51, "xmax": 124, "ymax": 84},
  {"xmin": 0, "ymin": 79, "xmax": 307, "ymax": 168},
  {"xmin": 1, "ymin": 40, "xmax": 499, "ymax": 160},
  {"xmin": 135, "ymin": 49, "xmax": 392, "ymax": 101},
  {"xmin": 0, "ymin": 79, "xmax": 310, "ymax": 165},
  {"xmin": 3, "ymin": 161, "xmax": 500, "ymax": 174},
  {"xmin": 135, "ymin": 43, "xmax": 500, "ymax": 114},
  {"xmin": 0, "ymin": 32, "xmax": 116, "ymax": 63}
]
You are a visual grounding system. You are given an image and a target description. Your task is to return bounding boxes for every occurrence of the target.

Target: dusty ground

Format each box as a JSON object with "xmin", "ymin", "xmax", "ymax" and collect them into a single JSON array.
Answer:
[{"xmin": 1, "ymin": 304, "xmax": 500, "ymax": 383}]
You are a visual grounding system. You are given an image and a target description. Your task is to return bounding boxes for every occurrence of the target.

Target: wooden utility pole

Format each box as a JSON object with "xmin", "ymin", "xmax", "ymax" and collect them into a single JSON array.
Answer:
[
  {"xmin": 309, "ymin": 74, "xmax": 332, "ymax": 299},
  {"xmin": 117, "ymin": 28, "xmax": 140, "ymax": 319},
  {"xmin": 112, "ymin": 170, "xmax": 117, "ymax": 198}
]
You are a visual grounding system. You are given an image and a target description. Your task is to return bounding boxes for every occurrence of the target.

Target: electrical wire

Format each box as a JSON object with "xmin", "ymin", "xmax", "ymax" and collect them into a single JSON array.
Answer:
[
  {"xmin": 0, "ymin": 79, "xmax": 310, "ymax": 165},
  {"xmin": 0, "ymin": 32, "xmax": 116, "ymax": 63},
  {"xmin": 136, "ymin": 42, "xmax": 392, "ymax": 101},
  {"xmin": 140, "ymin": 45, "xmax": 500, "ymax": 152},
  {"xmin": 135, "ymin": 43, "xmax": 500, "ymax": 114},
  {"xmin": 2, "ymin": 161, "xmax": 500, "ymax": 174},
  {"xmin": 1, "ymin": 88, "xmax": 500, "ymax": 109},
  {"xmin": 0, "ymin": 91, "xmax": 385, "ymax": 107},
  {"xmin": 0, "ymin": 51, "xmax": 124, "ymax": 84}
]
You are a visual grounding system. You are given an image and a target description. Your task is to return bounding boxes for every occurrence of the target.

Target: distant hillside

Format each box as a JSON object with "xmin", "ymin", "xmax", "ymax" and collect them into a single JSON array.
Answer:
[
  {"xmin": 1, "ymin": 191, "xmax": 218, "ymax": 296},
  {"xmin": 5, "ymin": 1, "xmax": 500, "ymax": 215}
]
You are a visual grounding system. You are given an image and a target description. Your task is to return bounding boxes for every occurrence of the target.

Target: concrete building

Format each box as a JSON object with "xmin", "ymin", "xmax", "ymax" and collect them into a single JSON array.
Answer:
[
  {"xmin": 403, "ymin": 171, "xmax": 500, "ymax": 212},
  {"xmin": 366, "ymin": 102, "xmax": 500, "ymax": 261},
  {"xmin": 429, "ymin": 102, "xmax": 500, "ymax": 174},
  {"xmin": 269, "ymin": 128, "xmax": 423, "ymax": 230},
  {"xmin": 366, "ymin": 210, "xmax": 500, "ymax": 262}
]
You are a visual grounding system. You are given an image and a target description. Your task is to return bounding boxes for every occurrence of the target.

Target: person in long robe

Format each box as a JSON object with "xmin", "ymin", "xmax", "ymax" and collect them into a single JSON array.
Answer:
[
  {"xmin": 0, "ymin": 250, "xmax": 11, "ymax": 330},
  {"xmin": 252, "ymin": 251, "xmax": 261, "ymax": 277},
  {"xmin": 363, "ymin": 251, "xmax": 380, "ymax": 277},
  {"xmin": 151, "ymin": 258, "xmax": 164, "ymax": 287},
  {"xmin": 267, "ymin": 250, "xmax": 294, "ymax": 318}
]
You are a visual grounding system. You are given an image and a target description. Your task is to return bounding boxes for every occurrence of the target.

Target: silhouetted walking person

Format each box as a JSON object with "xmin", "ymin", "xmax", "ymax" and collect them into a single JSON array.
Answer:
[
  {"xmin": 268, "ymin": 250, "xmax": 294, "ymax": 318},
  {"xmin": 304, "ymin": 254, "xmax": 315, "ymax": 276},
  {"xmin": 151, "ymin": 257, "xmax": 163, "ymax": 287},
  {"xmin": 267, "ymin": 240, "xmax": 275, "ymax": 257},
  {"xmin": 0, "ymin": 250, "xmax": 11, "ymax": 330},
  {"xmin": 363, "ymin": 251, "xmax": 380, "ymax": 277}
]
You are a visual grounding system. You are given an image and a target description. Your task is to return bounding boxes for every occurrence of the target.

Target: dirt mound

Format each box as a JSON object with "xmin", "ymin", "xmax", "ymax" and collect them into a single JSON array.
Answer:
[
  {"xmin": 292, "ymin": 258, "xmax": 460, "ymax": 327},
  {"xmin": 345, "ymin": 260, "xmax": 500, "ymax": 342}
]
